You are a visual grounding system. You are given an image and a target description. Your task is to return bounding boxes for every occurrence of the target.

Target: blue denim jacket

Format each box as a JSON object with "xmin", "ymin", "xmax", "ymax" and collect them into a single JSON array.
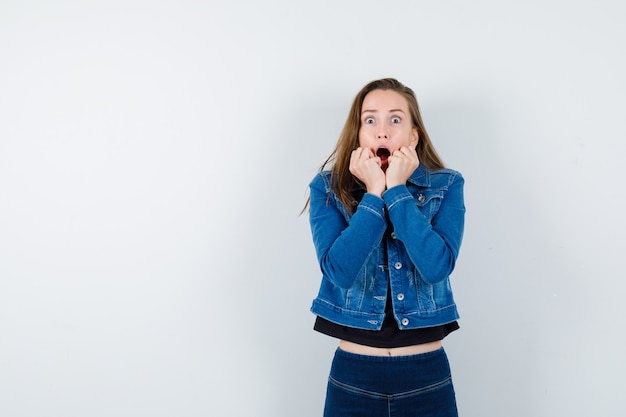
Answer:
[{"xmin": 309, "ymin": 165, "xmax": 465, "ymax": 330}]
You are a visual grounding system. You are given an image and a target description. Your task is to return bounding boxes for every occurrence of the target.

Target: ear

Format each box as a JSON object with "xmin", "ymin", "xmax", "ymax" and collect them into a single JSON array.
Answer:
[{"xmin": 409, "ymin": 128, "xmax": 419, "ymax": 148}]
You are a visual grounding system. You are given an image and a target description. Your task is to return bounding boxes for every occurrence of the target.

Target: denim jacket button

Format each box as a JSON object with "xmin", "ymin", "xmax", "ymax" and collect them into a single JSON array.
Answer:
[
  {"xmin": 391, "ymin": 231, "xmax": 397, "ymax": 239},
  {"xmin": 418, "ymin": 194, "xmax": 425, "ymax": 202},
  {"xmin": 394, "ymin": 262, "xmax": 402, "ymax": 270},
  {"xmin": 397, "ymin": 293, "xmax": 405, "ymax": 301},
  {"xmin": 401, "ymin": 318, "xmax": 409, "ymax": 326}
]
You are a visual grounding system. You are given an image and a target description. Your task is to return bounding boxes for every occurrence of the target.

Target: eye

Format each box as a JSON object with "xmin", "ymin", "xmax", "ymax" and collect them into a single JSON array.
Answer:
[
  {"xmin": 391, "ymin": 116, "xmax": 401, "ymax": 124},
  {"xmin": 364, "ymin": 117, "xmax": 375, "ymax": 124}
]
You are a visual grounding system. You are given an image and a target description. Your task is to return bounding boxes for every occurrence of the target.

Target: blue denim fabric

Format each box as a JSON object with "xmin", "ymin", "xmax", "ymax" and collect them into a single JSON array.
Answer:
[
  {"xmin": 309, "ymin": 165, "xmax": 465, "ymax": 330},
  {"xmin": 324, "ymin": 348, "xmax": 458, "ymax": 417}
]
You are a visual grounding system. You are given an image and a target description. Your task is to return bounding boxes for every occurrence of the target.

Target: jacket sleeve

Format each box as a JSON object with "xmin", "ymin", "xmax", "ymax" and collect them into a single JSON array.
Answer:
[
  {"xmin": 383, "ymin": 172, "xmax": 465, "ymax": 284},
  {"xmin": 309, "ymin": 174, "xmax": 388, "ymax": 289}
]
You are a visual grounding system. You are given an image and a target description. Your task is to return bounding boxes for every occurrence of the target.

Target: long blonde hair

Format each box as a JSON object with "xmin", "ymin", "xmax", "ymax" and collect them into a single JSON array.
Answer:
[{"xmin": 306, "ymin": 78, "xmax": 444, "ymax": 215}]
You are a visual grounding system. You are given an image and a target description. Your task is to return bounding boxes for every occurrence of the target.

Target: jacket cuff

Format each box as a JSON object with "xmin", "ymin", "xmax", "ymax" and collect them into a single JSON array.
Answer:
[
  {"xmin": 357, "ymin": 192, "xmax": 386, "ymax": 221},
  {"xmin": 382, "ymin": 184, "xmax": 413, "ymax": 210}
]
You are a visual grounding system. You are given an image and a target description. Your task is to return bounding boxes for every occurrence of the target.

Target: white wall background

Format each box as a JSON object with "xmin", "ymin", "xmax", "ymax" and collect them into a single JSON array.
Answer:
[{"xmin": 1, "ymin": 1, "xmax": 625, "ymax": 416}]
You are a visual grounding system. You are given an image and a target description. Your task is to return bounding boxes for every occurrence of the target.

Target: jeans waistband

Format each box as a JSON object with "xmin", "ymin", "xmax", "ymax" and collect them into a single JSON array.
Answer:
[{"xmin": 329, "ymin": 346, "xmax": 452, "ymax": 396}]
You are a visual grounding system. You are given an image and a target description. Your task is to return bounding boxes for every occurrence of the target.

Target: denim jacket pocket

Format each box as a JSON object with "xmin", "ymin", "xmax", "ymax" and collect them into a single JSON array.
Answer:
[
  {"xmin": 414, "ymin": 276, "xmax": 436, "ymax": 312},
  {"xmin": 345, "ymin": 250, "xmax": 381, "ymax": 310},
  {"xmin": 345, "ymin": 271, "xmax": 368, "ymax": 310},
  {"xmin": 414, "ymin": 189, "xmax": 444, "ymax": 220}
]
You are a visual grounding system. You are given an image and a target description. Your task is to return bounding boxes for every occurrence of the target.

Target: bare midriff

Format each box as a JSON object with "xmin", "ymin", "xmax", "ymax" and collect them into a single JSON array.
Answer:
[{"xmin": 339, "ymin": 339, "xmax": 442, "ymax": 357}]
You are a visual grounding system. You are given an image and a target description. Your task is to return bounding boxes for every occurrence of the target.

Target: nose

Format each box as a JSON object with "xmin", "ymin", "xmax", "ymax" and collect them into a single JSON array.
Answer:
[{"xmin": 376, "ymin": 126, "xmax": 389, "ymax": 140}]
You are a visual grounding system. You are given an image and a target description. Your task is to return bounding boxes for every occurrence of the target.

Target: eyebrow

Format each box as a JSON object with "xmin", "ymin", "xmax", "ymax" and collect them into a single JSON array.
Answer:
[{"xmin": 361, "ymin": 109, "xmax": 406, "ymax": 114}]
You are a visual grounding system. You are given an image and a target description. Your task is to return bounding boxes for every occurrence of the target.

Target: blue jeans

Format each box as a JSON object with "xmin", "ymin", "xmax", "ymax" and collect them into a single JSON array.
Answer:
[{"xmin": 323, "ymin": 348, "xmax": 458, "ymax": 417}]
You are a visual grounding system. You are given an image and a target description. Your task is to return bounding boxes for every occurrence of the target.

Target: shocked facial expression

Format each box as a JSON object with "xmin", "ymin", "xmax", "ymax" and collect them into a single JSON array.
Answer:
[{"xmin": 358, "ymin": 89, "xmax": 419, "ymax": 170}]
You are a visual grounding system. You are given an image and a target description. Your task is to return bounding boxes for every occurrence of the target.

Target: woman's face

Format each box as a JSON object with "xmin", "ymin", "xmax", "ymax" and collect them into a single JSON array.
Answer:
[{"xmin": 358, "ymin": 89, "xmax": 418, "ymax": 169}]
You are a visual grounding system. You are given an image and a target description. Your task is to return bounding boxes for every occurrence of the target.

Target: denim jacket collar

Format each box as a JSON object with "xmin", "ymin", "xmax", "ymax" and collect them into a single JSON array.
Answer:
[{"xmin": 406, "ymin": 164, "xmax": 430, "ymax": 187}]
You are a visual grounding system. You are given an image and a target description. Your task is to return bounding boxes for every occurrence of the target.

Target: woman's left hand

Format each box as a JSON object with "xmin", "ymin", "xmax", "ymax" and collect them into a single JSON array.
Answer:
[{"xmin": 385, "ymin": 146, "xmax": 419, "ymax": 189}]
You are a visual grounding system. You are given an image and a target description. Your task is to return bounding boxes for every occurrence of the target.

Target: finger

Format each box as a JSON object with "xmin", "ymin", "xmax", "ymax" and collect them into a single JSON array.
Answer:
[
  {"xmin": 351, "ymin": 147, "xmax": 366, "ymax": 163},
  {"xmin": 397, "ymin": 146, "xmax": 418, "ymax": 160},
  {"xmin": 354, "ymin": 147, "xmax": 369, "ymax": 160},
  {"xmin": 392, "ymin": 148, "xmax": 409, "ymax": 159},
  {"xmin": 361, "ymin": 148, "xmax": 375, "ymax": 159}
]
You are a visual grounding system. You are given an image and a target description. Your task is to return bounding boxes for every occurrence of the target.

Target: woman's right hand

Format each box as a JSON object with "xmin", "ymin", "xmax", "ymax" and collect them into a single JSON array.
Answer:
[{"xmin": 349, "ymin": 147, "xmax": 386, "ymax": 197}]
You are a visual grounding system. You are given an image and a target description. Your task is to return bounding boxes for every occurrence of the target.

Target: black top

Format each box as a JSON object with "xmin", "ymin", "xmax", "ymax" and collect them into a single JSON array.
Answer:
[
  {"xmin": 314, "ymin": 290, "xmax": 458, "ymax": 348},
  {"xmin": 314, "ymin": 316, "xmax": 458, "ymax": 348}
]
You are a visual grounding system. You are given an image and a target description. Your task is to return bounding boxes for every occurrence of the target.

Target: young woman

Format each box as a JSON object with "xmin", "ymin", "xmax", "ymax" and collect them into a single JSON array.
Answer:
[{"xmin": 307, "ymin": 78, "xmax": 465, "ymax": 416}]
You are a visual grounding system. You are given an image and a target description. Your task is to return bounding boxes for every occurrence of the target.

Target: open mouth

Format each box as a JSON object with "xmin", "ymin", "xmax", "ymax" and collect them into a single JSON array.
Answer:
[{"xmin": 376, "ymin": 147, "xmax": 391, "ymax": 162}]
